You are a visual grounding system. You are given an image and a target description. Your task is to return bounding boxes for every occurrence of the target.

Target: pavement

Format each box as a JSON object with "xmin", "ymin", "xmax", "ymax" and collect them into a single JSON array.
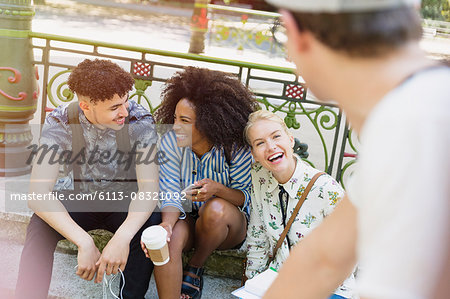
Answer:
[{"xmin": 0, "ymin": 239, "xmax": 240, "ymax": 299}]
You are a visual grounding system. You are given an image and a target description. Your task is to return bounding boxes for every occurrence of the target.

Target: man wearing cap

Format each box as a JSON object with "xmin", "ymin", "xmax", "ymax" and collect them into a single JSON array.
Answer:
[{"xmin": 262, "ymin": 0, "xmax": 450, "ymax": 298}]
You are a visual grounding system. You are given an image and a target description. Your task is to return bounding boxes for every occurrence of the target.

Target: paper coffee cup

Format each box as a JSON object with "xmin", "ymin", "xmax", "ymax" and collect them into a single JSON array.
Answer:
[{"xmin": 141, "ymin": 225, "xmax": 170, "ymax": 266}]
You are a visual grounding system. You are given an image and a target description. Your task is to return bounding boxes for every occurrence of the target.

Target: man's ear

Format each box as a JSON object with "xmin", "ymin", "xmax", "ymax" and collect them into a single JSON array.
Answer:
[
  {"xmin": 78, "ymin": 99, "xmax": 90, "ymax": 112},
  {"xmin": 281, "ymin": 9, "xmax": 311, "ymax": 54}
]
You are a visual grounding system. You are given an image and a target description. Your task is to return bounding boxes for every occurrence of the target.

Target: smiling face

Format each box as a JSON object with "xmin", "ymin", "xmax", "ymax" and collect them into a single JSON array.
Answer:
[
  {"xmin": 248, "ymin": 119, "xmax": 296, "ymax": 183},
  {"xmin": 173, "ymin": 98, "xmax": 212, "ymax": 156},
  {"xmin": 79, "ymin": 93, "xmax": 129, "ymax": 130}
]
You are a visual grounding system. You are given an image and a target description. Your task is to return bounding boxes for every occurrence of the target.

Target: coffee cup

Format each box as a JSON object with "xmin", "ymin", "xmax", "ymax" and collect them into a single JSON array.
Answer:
[{"xmin": 141, "ymin": 225, "xmax": 170, "ymax": 266}]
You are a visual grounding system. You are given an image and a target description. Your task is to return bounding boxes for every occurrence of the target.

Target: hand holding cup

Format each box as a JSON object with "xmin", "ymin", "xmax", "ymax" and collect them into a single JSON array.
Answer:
[{"xmin": 140, "ymin": 225, "xmax": 170, "ymax": 266}]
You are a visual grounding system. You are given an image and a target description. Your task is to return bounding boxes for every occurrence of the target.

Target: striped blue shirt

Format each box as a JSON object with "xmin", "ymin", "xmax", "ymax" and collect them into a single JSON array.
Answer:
[{"xmin": 159, "ymin": 130, "xmax": 252, "ymax": 218}]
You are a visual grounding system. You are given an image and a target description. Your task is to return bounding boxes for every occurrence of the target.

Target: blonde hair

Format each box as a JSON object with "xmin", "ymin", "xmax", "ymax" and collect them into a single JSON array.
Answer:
[{"xmin": 244, "ymin": 110, "xmax": 291, "ymax": 146}]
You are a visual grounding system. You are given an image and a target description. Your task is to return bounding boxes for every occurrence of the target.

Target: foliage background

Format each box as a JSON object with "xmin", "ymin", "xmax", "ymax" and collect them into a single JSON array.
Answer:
[{"xmin": 421, "ymin": 0, "xmax": 450, "ymax": 21}]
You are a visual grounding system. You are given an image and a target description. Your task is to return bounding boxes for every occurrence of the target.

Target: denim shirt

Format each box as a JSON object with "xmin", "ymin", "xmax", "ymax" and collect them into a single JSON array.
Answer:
[{"xmin": 39, "ymin": 100, "xmax": 157, "ymax": 193}]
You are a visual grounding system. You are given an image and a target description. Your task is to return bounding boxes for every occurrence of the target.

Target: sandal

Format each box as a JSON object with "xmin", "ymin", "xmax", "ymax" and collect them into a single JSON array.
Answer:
[{"xmin": 181, "ymin": 265, "xmax": 204, "ymax": 299}]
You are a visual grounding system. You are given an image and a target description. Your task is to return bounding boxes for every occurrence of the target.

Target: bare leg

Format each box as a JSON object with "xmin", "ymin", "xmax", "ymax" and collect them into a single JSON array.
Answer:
[
  {"xmin": 154, "ymin": 217, "xmax": 195, "ymax": 299},
  {"xmin": 180, "ymin": 198, "xmax": 247, "ymax": 298},
  {"xmin": 189, "ymin": 197, "xmax": 247, "ymax": 267}
]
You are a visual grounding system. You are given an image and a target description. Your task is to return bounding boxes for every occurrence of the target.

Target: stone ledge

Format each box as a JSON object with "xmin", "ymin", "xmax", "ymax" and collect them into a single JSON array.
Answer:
[{"xmin": 0, "ymin": 211, "xmax": 246, "ymax": 280}]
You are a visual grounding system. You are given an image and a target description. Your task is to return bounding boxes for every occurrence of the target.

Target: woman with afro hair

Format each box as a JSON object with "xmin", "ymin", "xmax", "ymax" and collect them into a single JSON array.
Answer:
[{"xmin": 142, "ymin": 67, "xmax": 258, "ymax": 299}]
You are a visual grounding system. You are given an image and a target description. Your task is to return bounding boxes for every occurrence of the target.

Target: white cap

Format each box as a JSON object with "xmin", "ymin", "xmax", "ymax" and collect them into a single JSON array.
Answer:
[{"xmin": 265, "ymin": 0, "xmax": 421, "ymax": 13}]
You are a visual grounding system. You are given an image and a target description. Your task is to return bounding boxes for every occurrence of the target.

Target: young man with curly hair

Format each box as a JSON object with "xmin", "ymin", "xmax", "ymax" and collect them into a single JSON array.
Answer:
[
  {"xmin": 261, "ymin": 0, "xmax": 450, "ymax": 298},
  {"xmin": 142, "ymin": 67, "xmax": 258, "ymax": 299},
  {"xmin": 15, "ymin": 59, "xmax": 161, "ymax": 299}
]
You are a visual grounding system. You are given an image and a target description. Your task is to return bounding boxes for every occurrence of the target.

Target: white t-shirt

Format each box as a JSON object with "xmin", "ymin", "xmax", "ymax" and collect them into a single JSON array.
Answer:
[{"xmin": 347, "ymin": 66, "xmax": 450, "ymax": 299}]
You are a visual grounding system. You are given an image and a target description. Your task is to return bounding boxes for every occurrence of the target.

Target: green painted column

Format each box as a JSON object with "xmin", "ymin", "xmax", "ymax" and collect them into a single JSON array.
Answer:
[{"xmin": 0, "ymin": 0, "xmax": 37, "ymax": 176}]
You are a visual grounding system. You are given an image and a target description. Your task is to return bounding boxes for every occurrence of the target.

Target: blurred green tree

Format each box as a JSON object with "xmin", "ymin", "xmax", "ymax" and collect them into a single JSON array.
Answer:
[
  {"xmin": 421, "ymin": 0, "xmax": 450, "ymax": 21},
  {"xmin": 442, "ymin": 0, "xmax": 450, "ymax": 21}
]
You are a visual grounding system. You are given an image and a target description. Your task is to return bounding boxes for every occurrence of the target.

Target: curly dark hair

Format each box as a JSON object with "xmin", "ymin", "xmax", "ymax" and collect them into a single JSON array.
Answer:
[
  {"xmin": 68, "ymin": 59, "xmax": 134, "ymax": 103},
  {"xmin": 155, "ymin": 67, "xmax": 258, "ymax": 161}
]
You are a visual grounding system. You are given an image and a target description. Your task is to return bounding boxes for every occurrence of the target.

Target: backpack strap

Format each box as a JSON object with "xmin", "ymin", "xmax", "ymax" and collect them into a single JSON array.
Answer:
[
  {"xmin": 68, "ymin": 101, "xmax": 136, "ymax": 191},
  {"xmin": 67, "ymin": 102, "xmax": 86, "ymax": 193},
  {"xmin": 115, "ymin": 114, "xmax": 136, "ymax": 182},
  {"xmin": 115, "ymin": 115, "xmax": 131, "ymax": 153}
]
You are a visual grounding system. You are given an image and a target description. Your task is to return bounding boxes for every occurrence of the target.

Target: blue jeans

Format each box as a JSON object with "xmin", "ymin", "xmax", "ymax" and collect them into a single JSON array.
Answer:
[{"xmin": 329, "ymin": 295, "xmax": 347, "ymax": 299}]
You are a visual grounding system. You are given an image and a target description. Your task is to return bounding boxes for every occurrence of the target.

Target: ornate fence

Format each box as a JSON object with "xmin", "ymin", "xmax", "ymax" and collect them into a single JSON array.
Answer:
[{"xmin": 29, "ymin": 31, "xmax": 357, "ymax": 187}]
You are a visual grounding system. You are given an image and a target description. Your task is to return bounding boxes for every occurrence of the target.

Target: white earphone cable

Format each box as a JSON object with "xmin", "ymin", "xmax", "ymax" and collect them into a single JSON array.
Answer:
[{"xmin": 74, "ymin": 265, "xmax": 125, "ymax": 299}]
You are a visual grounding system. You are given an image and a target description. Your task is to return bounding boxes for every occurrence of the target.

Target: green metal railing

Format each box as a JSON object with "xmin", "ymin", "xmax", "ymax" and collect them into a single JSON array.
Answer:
[
  {"xmin": 423, "ymin": 19, "xmax": 450, "ymax": 37},
  {"xmin": 29, "ymin": 31, "xmax": 357, "ymax": 185}
]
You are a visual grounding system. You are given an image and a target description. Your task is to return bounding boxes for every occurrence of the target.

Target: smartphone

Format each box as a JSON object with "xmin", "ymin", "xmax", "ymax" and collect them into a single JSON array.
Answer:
[{"xmin": 182, "ymin": 183, "xmax": 201, "ymax": 194}]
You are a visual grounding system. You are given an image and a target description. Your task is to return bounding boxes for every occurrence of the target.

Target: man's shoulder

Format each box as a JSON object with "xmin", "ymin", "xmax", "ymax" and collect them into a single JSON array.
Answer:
[
  {"xmin": 127, "ymin": 101, "xmax": 158, "ymax": 146},
  {"xmin": 363, "ymin": 66, "xmax": 450, "ymax": 138},
  {"xmin": 128, "ymin": 100, "xmax": 154, "ymax": 123},
  {"xmin": 45, "ymin": 103, "xmax": 70, "ymax": 125}
]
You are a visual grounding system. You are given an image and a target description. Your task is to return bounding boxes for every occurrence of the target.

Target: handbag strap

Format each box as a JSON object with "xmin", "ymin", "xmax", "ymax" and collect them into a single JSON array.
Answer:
[{"xmin": 268, "ymin": 171, "xmax": 325, "ymax": 265}]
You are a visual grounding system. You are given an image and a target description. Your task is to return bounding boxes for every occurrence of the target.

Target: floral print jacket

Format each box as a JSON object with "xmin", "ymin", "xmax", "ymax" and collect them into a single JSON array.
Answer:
[{"xmin": 245, "ymin": 156, "xmax": 356, "ymax": 298}]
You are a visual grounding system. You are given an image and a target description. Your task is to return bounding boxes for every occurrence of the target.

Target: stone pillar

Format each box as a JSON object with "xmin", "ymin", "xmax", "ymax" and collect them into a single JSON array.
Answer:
[{"xmin": 0, "ymin": 0, "xmax": 37, "ymax": 176}]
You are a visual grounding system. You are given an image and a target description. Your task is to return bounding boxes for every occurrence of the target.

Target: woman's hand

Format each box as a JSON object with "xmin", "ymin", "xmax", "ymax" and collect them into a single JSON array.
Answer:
[
  {"xmin": 140, "ymin": 222, "xmax": 173, "ymax": 259},
  {"xmin": 159, "ymin": 222, "xmax": 173, "ymax": 242},
  {"xmin": 191, "ymin": 178, "xmax": 221, "ymax": 202},
  {"xmin": 140, "ymin": 241, "xmax": 150, "ymax": 259}
]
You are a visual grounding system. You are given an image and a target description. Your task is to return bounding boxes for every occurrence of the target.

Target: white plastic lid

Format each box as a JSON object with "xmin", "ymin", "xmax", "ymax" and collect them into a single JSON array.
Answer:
[{"xmin": 141, "ymin": 225, "xmax": 167, "ymax": 249}]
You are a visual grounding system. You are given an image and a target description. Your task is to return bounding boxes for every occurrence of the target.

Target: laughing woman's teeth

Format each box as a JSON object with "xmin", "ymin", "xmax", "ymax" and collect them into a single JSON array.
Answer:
[{"xmin": 268, "ymin": 153, "xmax": 283, "ymax": 162}]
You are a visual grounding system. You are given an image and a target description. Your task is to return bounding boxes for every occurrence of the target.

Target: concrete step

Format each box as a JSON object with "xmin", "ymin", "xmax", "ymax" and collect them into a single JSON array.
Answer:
[
  {"xmin": 0, "ymin": 210, "xmax": 246, "ymax": 281},
  {"xmin": 0, "ymin": 239, "xmax": 241, "ymax": 299},
  {"xmin": 1, "ymin": 174, "xmax": 245, "ymax": 281}
]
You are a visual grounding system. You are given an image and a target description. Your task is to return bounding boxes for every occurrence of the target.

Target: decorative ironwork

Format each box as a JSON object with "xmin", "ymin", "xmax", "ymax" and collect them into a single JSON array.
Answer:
[
  {"xmin": 30, "ymin": 31, "xmax": 357, "ymax": 187},
  {"xmin": 132, "ymin": 62, "xmax": 152, "ymax": 78},
  {"xmin": 285, "ymin": 83, "xmax": 306, "ymax": 100},
  {"xmin": 46, "ymin": 69, "xmax": 74, "ymax": 108},
  {"xmin": 131, "ymin": 79, "xmax": 157, "ymax": 114},
  {"xmin": 0, "ymin": 67, "xmax": 27, "ymax": 101},
  {"xmin": 337, "ymin": 127, "xmax": 358, "ymax": 189},
  {"xmin": 293, "ymin": 138, "xmax": 309, "ymax": 159}
]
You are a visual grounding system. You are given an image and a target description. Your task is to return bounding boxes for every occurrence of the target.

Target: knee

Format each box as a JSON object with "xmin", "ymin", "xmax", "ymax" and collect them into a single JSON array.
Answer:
[
  {"xmin": 168, "ymin": 222, "xmax": 190, "ymax": 254},
  {"xmin": 199, "ymin": 198, "xmax": 227, "ymax": 227},
  {"xmin": 167, "ymin": 236, "xmax": 184, "ymax": 255}
]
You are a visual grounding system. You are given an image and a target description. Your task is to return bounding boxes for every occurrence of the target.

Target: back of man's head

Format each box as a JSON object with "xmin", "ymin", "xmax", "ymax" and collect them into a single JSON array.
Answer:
[
  {"xmin": 68, "ymin": 59, "xmax": 134, "ymax": 103},
  {"xmin": 267, "ymin": 0, "xmax": 422, "ymax": 57}
]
